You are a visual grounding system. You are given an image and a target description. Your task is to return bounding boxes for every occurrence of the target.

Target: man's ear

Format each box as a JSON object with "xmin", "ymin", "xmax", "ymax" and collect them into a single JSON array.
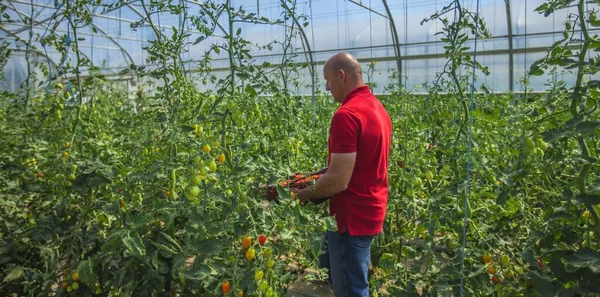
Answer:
[{"xmin": 338, "ymin": 69, "xmax": 346, "ymax": 81}]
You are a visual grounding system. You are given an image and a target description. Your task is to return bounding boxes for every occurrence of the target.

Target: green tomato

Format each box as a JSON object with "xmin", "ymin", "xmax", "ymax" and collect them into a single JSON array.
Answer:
[
  {"xmin": 536, "ymin": 138, "xmax": 548, "ymax": 151},
  {"xmin": 424, "ymin": 170, "xmax": 434, "ymax": 182},
  {"xmin": 525, "ymin": 138, "xmax": 535, "ymax": 150},
  {"xmin": 534, "ymin": 147, "xmax": 544, "ymax": 157},
  {"xmin": 192, "ymin": 175, "xmax": 203, "ymax": 186},
  {"xmin": 209, "ymin": 160, "xmax": 217, "ymax": 172},
  {"xmin": 255, "ymin": 269, "xmax": 264, "ymax": 280},
  {"xmin": 188, "ymin": 186, "xmax": 200, "ymax": 198},
  {"xmin": 258, "ymin": 280, "xmax": 268, "ymax": 292},
  {"xmin": 265, "ymin": 287, "xmax": 274, "ymax": 297},
  {"xmin": 262, "ymin": 248, "xmax": 272, "ymax": 258},
  {"xmin": 412, "ymin": 177, "xmax": 422, "ymax": 186}
]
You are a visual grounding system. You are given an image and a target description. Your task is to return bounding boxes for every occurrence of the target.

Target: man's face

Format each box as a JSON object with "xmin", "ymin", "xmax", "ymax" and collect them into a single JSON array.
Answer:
[{"xmin": 324, "ymin": 64, "xmax": 344, "ymax": 103}]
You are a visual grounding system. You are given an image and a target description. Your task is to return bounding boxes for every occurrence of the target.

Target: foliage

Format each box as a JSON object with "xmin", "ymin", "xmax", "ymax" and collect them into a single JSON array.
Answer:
[{"xmin": 1, "ymin": 0, "xmax": 600, "ymax": 297}]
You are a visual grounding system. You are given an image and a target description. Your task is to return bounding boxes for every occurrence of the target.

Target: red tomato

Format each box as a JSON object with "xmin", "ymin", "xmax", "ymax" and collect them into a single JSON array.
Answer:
[{"xmin": 258, "ymin": 235, "xmax": 267, "ymax": 246}]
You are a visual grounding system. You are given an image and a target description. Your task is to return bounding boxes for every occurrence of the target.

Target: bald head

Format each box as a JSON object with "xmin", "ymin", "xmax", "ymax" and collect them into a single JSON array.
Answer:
[
  {"xmin": 323, "ymin": 52, "xmax": 365, "ymax": 103},
  {"xmin": 324, "ymin": 52, "xmax": 363, "ymax": 79}
]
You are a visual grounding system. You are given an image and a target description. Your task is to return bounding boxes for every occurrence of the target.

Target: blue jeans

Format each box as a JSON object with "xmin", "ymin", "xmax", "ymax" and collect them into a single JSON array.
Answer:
[{"xmin": 318, "ymin": 230, "xmax": 373, "ymax": 297}]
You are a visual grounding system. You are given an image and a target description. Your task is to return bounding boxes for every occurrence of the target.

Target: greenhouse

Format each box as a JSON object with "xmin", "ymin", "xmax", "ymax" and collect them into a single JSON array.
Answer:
[{"xmin": 1, "ymin": 0, "xmax": 599, "ymax": 296}]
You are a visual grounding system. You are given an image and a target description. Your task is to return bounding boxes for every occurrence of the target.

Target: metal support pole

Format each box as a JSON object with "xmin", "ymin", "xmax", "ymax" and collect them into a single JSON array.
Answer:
[
  {"xmin": 505, "ymin": 0, "xmax": 514, "ymax": 92},
  {"xmin": 382, "ymin": 0, "xmax": 402, "ymax": 89}
]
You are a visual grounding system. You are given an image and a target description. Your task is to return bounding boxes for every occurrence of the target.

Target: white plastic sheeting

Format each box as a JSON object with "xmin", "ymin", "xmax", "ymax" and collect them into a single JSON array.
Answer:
[{"xmin": 0, "ymin": 0, "xmax": 595, "ymax": 94}]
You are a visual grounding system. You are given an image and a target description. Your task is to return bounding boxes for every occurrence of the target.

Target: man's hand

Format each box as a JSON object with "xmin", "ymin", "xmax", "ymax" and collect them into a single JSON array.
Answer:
[
  {"xmin": 290, "ymin": 152, "xmax": 357, "ymax": 205},
  {"xmin": 290, "ymin": 187, "xmax": 312, "ymax": 205}
]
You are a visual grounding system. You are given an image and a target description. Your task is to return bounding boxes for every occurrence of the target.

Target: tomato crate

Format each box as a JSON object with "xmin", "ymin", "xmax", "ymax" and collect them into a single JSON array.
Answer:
[{"xmin": 264, "ymin": 167, "xmax": 330, "ymax": 205}]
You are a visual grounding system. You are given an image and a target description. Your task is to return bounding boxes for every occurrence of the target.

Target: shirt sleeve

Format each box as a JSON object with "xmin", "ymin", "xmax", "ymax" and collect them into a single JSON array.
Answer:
[{"xmin": 329, "ymin": 109, "xmax": 361, "ymax": 154}]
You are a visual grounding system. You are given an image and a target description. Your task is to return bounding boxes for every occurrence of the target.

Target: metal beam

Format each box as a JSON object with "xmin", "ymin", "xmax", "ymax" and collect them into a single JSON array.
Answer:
[
  {"xmin": 347, "ymin": 0, "xmax": 389, "ymax": 19},
  {"xmin": 8, "ymin": 15, "xmax": 55, "ymax": 35},
  {"xmin": 10, "ymin": 0, "xmax": 209, "ymax": 36},
  {"xmin": 89, "ymin": 45, "xmax": 568, "ymax": 75},
  {"xmin": 5, "ymin": 23, "xmax": 150, "ymax": 43},
  {"xmin": 91, "ymin": 23, "xmax": 137, "ymax": 67},
  {"xmin": 5, "ymin": 2, "xmax": 137, "ymax": 69},
  {"xmin": 505, "ymin": 0, "xmax": 514, "ymax": 92},
  {"xmin": 0, "ymin": 27, "xmax": 92, "ymax": 69},
  {"xmin": 2, "ymin": 35, "xmax": 121, "ymax": 51},
  {"xmin": 5, "ymin": 47, "xmax": 59, "ymax": 70},
  {"xmin": 382, "ymin": 0, "xmax": 402, "ymax": 88}
]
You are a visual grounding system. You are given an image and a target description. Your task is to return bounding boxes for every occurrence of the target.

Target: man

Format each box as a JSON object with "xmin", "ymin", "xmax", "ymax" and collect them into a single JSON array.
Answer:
[{"xmin": 292, "ymin": 52, "xmax": 392, "ymax": 297}]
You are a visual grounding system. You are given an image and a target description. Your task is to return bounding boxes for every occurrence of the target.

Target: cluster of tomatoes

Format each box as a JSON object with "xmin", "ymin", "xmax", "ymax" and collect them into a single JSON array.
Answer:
[
  {"xmin": 221, "ymin": 234, "xmax": 278, "ymax": 296},
  {"xmin": 264, "ymin": 168, "xmax": 328, "ymax": 203},
  {"xmin": 481, "ymin": 253, "xmax": 522, "ymax": 285}
]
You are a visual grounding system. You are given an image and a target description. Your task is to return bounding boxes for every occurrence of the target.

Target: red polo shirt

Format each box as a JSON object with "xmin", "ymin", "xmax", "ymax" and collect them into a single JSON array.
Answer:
[{"xmin": 327, "ymin": 85, "xmax": 392, "ymax": 236}]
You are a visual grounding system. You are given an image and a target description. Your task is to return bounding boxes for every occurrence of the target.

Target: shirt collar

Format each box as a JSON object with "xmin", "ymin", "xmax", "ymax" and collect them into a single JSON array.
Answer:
[{"xmin": 342, "ymin": 85, "xmax": 371, "ymax": 105}]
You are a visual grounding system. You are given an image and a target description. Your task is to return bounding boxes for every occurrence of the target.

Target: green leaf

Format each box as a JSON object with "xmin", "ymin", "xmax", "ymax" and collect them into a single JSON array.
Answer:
[
  {"xmin": 496, "ymin": 191, "xmax": 510, "ymax": 205},
  {"xmin": 193, "ymin": 36, "xmax": 206, "ymax": 45},
  {"xmin": 245, "ymin": 84, "xmax": 257, "ymax": 97},
  {"xmin": 562, "ymin": 189, "xmax": 573, "ymax": 200},
  {"xmin": 575, "ymin": 121, "xmax": 600, "ymax": 134},
  {"xmin": 535, "ymin": 3, "xmax": 549, "ymax": 13},
  {"xmin": 590, "ymin": 181, "xmax": 600, "ymax": 192},
  {"xmin": 529, "ymin": 270, "xmax": 557, "ymax": 296},
  {"xmin": 387, "ymin": 285, "xmax": 420, "ymax": 297},
  {"xmin": 564, "ymin": 248, "xmax": 600, "ymax": 269},
  {"xmin": 566, "ymin": 115, "xmax": 586, "ymax": 128},
  {"xmin": 276, "ymin": 184, "xmax": 291, "ymax": 200},
  {"xmin": 542, "ymin": 128, "xmax": 573, "ymax": 141},
  {"xmin": 77, "ymin": 259, "xmax": 98, "ymax": 286},
  {"xmin": 151, "ymin": 251, "xmax": 158, "ymax": 270},
  {"xmin": 3, "ymin": 266, "xmax": 23, "ymax": 282},
  {"xmin": 182, "ymin": 265, "xmax": 215, "ymax": 280},
  {"xmin": 573, "ymin": 248, "xmax": 600, "ymax": 260},
  {"xmin": 39, "ymin": 247, "xmax": 56, "ymax": 273},
  {"xmin": 589, "ymin": 260, "xmax": 600, "ymax": 273},
  {"xmin": 151, "ymin": 240, "xmax": 178, "ymax": 256},
  {"xmin": 558, "ymin": 288, "xmax": 575, "ymax": 297},
  {"xmin": 128, "ymin": 214, "xmax": 152, "ymax": 228},
  {"xmin": 521, "ymin": 248, "xmax": 538, "ymax": 267},
  {"xmin": 529, "ymin": 64, "xmax": 545, "ymax": 76},
  {"xmin": 171, "ymin": 253, "xmax": 186, "ymax": 279},
  {"xmin": 197, "ymin": 239, "xmax": 222, "ymax": 256},
  {"xmin": 481, "ymin": 85, "xmax": 490, "ymax": 94},
  {"xmin": 550, "ymin": 257, "xmax": 566, "ymax": 280},
  {"xmin": 123, "ymin": 232, "xmax": 146, "ymax": 258},
  {"xmin": 575, "ymin": 194, "xmax": 600, "ymax": 205},
  {"xmin": 102, "ymin": 229, "xmax": 127, "ymax": 252},
  {"xmin": 160, "ymin": 232, "xmax": 182, "ymax": 252},
  {"xmin": 549, "ymin": 212, "xmax": 575, "ymax": 221},
  {"xmin": 378, "ymin": 253, "xmax": 397, "ymax": 270}
]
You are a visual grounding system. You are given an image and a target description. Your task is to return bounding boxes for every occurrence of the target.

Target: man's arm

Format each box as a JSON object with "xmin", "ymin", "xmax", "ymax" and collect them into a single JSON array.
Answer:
[{"xmin": 294, "ymin": 152, "xmax": 356, "ymax": 203}]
